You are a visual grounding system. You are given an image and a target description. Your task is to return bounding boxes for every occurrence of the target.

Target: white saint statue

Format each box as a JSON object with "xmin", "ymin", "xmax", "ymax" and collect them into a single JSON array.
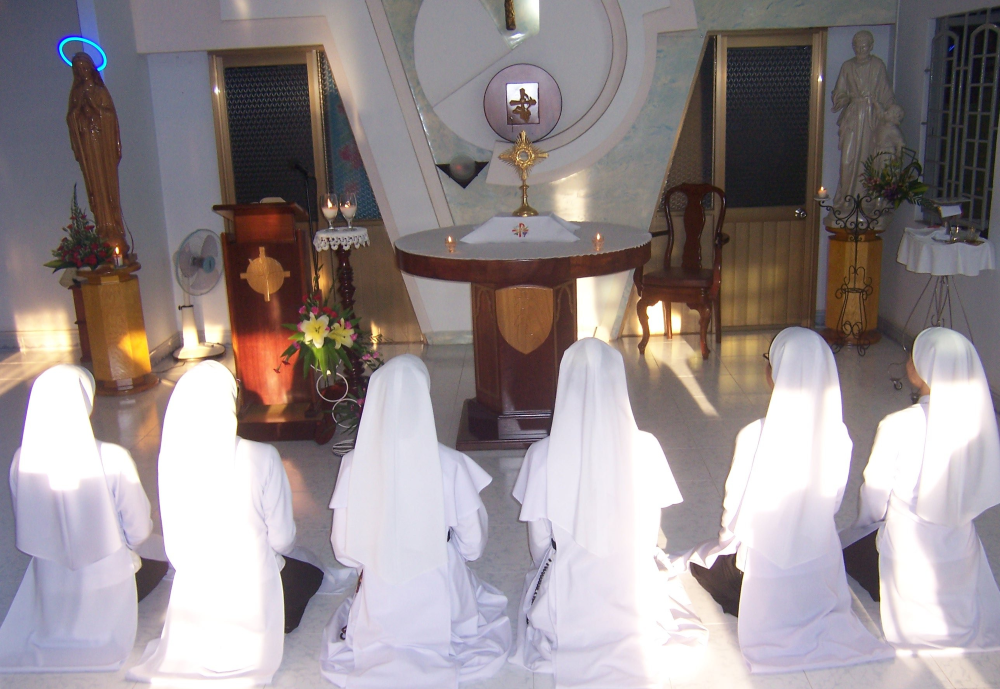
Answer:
[{"xmin": 830, "ymin": 30, "xmax": 897, "ymax": 215}]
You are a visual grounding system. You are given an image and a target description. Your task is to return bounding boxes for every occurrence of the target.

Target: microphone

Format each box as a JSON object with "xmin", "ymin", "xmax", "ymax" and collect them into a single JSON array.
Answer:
[{"xmin": 288, "ymin": 159, "xmax": 315, "ymax": 180}]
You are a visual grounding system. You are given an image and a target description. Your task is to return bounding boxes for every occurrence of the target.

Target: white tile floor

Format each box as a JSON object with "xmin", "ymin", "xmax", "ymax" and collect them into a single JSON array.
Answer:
[{"xmin": 2, "ymin": 331, "xmax": 1000, "ymax": 688}]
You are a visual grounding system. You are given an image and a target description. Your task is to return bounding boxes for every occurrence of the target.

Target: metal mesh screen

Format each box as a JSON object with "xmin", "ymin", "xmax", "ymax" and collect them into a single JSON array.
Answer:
[
  {"xmin": 224, "ymin": 64, "xmax": 315, "ymax": 209},
  {"xmin": 925, "ymin": 8, "xmax": 1000, "ymax": 234},
  {"xmin": 725, "ymin": 45, "xmax": 812, "ymax": 208},
  {"xmin": 319, "ymin": 54, "xmax": 381, "ymax": 220}
]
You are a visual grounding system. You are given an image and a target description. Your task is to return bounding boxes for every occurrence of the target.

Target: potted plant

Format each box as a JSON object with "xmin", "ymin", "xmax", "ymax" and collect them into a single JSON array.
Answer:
[{"xmin": 44, "ymin": 186, "xmax": 116, "ymax": 273}]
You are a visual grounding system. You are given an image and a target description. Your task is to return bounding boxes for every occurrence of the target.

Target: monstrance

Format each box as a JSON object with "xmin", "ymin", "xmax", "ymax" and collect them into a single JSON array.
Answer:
[{"xmin": 499, "ymin": 131, "xmax": 548, "ymax": 217}]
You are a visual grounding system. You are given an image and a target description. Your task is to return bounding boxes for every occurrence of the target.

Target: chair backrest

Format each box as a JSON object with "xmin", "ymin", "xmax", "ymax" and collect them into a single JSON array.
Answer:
[{"xmin": 661, "ymin": 183, "xmax": 727, "ymax": 272}]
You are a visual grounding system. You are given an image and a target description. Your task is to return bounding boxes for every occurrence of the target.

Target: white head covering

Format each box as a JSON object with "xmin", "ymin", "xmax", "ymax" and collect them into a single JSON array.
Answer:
[
  {"xmin": 734, "ymin": 327, "xmax": 852, "ymax": 568},
  {"xmin": 538, "ymin": 338, "xmax": 649, "ymax": 557},
  {"xmin": 158, "ymin": 360, "xmax": 242, "ymax": 569},
  {"xmin": 911, "ymin": 327, "xmax": 1000, "ymax": 525},
  {"xmin": 344, "ymin": 354, "xmax": 446, "ymax": 584},
  {"xmin": 15, "ymin": 364, "xmax": 122, "ymax": 569}
]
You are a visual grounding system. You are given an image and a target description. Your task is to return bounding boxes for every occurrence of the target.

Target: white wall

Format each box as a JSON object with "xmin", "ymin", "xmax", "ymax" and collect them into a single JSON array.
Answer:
[
  {"xmin": 881, "ymin": 0, "xmax": 1000, "ymax": 390},
  {"xmin": 818, "ymin": 24, "xmax": 895, "ymax": 320},
  {"xmin": 0, "ymin": 0, "xmax": 176, "ymax": 352},
  {"xmin": 0, "ymin": 0, "xmax": 89, "ymax": 348},
  {"xmin": 91, "ymin": 0, "xmax": 175, "ymax": 350},
  {"xmin": 147, "ymin": 52, "xmax": 229, "ymax": 344}
]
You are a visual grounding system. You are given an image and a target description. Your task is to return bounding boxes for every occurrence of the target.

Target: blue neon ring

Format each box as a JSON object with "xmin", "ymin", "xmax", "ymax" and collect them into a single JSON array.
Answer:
[{"xmin": 58, "ymin": 37, "xmax": 107, "ymax": 71}]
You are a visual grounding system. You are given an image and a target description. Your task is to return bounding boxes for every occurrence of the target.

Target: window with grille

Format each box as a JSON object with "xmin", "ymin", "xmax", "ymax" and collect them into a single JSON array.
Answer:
[{"xmin": 924, "ymin": 8, "xmax": 1000, "ymax": 235}]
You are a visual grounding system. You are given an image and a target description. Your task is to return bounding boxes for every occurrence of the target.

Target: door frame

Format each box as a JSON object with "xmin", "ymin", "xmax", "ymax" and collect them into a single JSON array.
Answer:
[
  {"xmin": 712, "ymin": 28, "xmax": 827, "ymax": 325},
  {"xmin": 209, "ymin": 47, "xmax": 329, "ymax": 213}
]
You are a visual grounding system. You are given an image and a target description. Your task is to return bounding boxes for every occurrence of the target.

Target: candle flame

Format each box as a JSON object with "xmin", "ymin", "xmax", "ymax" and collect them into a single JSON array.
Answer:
[{"xmin": 115, "ymin": 247, "xmax": 120, "ymax": 255}]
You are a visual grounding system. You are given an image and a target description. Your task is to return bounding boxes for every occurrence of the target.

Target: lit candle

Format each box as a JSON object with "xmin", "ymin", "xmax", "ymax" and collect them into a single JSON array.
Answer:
[
  {"xmin": 321, "ymin": 198, "xmax": 337, "ymax": 221},
  {"xmin": 593, "ymin": 232, "xmax": 604, "ymax": 252},
  {"xmin": 114, "ymin": 246, "xmax": 123, "ymax": 267},
  {"xmin": 816, "ymin": 186, "xmax": 829, "ymax": 200},
  {"xmin": 446, "ymin": 235, "xmax": 456, "ymax": 253}
]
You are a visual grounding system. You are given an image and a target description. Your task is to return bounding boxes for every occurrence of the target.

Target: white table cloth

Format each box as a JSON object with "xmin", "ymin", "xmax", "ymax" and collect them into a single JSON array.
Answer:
[
  {"xmin": 897, "ymin": 226, "xmax": 995, "ymax": 276},
  {"xmin": 314, "ymin": 228, "xmax": 370, "ymax": 252},
  {"xmin": 461, "ymin": 213, "xmax": 579, "ymax": 244}
]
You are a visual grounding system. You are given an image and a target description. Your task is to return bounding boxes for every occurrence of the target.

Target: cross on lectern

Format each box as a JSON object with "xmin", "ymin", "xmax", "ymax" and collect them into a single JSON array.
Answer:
[{"xmin": 240, "ymin": 246, "xmax": 290, "ymax": 302}]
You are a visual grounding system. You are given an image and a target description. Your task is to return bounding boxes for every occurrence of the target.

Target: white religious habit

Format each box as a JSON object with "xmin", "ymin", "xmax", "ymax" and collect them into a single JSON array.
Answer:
[
  {"xmin": 510, "ymin": 338, "xmax": 707, "ymax": 688},
  {"xmin": 127, "ymin": 361, "xmax": 297, "ymax": 685},
  {"xmin": 0, "ymin": 365, "xmax": 153, "ymax": 673},
  {"xmin": 681, "ymin": 327, "xmax": 893, "ymax": 673},
  {"xmin": 849, "ymin": 327, "xmax": 1000, "ymax": 652},
  {"xmin": 320, "ymin": 355, "xmax": 511, "ymax": 688}
]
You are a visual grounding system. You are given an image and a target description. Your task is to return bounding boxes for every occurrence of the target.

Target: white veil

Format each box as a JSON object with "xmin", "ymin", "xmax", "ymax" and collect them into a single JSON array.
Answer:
[
  {"xmin": 733, "ymin": 327, "xmax": 852, "ymax": 568},
  {"xmin": 157, "ymin": 360, "xmax": 242, "ymax": 569},
  {"xmin": 15, "ymin": 364, "xmax": 121, "ymax": 570},
  {"xmin": 534, "ymin": 338, "xmax": 642, "ymax": 557},
  {"xmin": 911, "ymin": 327, "xmax": 1000, "ymax": 525},
  {"xmin": 343, "ymin": 355, "xmax": 446, "ymax": 584}
]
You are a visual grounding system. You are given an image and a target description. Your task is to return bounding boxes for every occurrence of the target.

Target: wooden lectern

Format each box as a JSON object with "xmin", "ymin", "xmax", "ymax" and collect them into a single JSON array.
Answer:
[{"xmin": 214, "ymin": 203, "xmax": 326, "ymax": 441}]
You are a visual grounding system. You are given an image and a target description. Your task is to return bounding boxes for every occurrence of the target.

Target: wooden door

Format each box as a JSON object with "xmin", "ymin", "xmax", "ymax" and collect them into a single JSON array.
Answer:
[{"xmin": 715, "ymin": 31, "xmax": 826, "ymax": 328}]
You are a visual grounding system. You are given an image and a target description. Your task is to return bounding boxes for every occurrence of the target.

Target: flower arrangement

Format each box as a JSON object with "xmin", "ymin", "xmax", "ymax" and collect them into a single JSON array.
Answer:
[
  {"xmin": 861, "ymin": 147, "xmax": 929, "ymax": 209},
  {"xmin": 43, "ymin": 186, "xmax": 115, "ymax": 271},
  {"xmin": 280, "ymin": 293, "xmax": 365, "ymax": 377}
]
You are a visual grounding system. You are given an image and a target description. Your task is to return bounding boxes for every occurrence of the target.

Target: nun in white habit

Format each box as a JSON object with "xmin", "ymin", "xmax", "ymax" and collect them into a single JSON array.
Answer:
[
  {"xmin": 847, "ymin": 327, "xmax": 1000, "ymax": 652},
  {"xmin": 320, "ymin": 354, "xmax": 512, "ymax": 688},
  {"xmin": 680, "ymin": 327, "xmax": 893, "ymax": 673},
  {"xmin": 509, "ymin": 338, "xmax": 707, "ymax": 689},
  {"xmin": 128, "ymin": 360, "xmax": 322, "ymax": 685},
  {"xmin": 0, "ymin": 365, "xmax": 153, "ymax": 672}
]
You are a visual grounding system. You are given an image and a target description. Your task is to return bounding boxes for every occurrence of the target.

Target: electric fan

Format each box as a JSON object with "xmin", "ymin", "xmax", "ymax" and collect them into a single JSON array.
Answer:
[{"xmin": 173, "ymin": 229, "xmax": 225, "ymax": 360}]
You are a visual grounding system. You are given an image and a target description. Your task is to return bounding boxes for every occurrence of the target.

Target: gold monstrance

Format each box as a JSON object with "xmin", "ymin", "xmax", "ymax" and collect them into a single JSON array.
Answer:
[{"xmin": 499, "ymin": 131, "xmax": 548, "ymax": 217}]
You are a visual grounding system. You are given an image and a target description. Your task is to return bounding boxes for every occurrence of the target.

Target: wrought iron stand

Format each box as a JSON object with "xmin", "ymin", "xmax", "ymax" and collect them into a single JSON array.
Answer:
[{"xmin": 817, "ymin": 193, "xmax": 892, "ymax": 355}]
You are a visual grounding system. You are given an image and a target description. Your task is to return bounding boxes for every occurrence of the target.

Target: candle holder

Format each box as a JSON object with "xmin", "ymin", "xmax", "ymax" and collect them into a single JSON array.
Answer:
[
  {"xmin": 816, "ymin": 192, "xmax": 893, "ymax": 355},
  {"xmin": 592, "ymin": 232, "xmax": 604, "ymax": 252},
  {"xmin": 446, "ymin": 235, "xmax": 457, "ymax": 253}
]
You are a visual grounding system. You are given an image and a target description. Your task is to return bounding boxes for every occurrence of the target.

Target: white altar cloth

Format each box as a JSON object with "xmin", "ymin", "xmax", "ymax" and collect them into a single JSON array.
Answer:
[
  {"xmin": 897, "ymin": 226, "xmax": 995, "ymax": 276},
  {"xmin": 395, "ymin": 223, "xmax": 647, "ymax": 262},
  {"xmin": 461, "ymin": 213, "xmax": 579, "ymax": 244}
]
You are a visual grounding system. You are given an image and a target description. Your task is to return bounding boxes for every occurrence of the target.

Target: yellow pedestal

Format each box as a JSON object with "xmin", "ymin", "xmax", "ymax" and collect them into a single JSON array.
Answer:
[
  {"xmin": 824, "ymin": 230, "xmax": 882, "ymax": 346},
  {"xmin": 81, "ymin": 266, "xmax": 158, "ymax": 395}
]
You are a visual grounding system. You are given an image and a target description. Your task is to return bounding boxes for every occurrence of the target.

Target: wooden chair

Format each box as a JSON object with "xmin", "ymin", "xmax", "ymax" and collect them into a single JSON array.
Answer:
[{"xmin": 635, "ymin": 183, "xmax": 728, "ymax": 359}]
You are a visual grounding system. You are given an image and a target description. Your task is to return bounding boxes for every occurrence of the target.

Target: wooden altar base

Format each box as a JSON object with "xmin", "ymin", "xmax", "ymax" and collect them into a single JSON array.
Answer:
[{"xmin": 457, "ymin": 398, "xmax": 552, "ymax": 451}]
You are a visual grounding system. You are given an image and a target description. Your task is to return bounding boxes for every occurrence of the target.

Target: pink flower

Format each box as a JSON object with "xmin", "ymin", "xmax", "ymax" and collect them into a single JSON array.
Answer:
[
  {"xmin": 311, "ymin": 306, "xmax": 320, "ymax": 315},
  {"xmin": 299, "ymin": 306, "xmax": 306, "ymax": 315}
]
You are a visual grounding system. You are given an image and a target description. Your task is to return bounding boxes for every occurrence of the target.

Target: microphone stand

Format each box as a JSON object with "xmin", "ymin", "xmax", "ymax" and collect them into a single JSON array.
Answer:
[{"xmin": 290, "ymin": 161, "xmax": 321, "ymax": 294}]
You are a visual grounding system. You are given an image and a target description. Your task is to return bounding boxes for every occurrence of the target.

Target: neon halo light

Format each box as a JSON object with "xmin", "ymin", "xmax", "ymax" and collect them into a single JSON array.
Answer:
[{"xmin": 58, "ymin": 37, "xmax": 107, "ymax": 71}]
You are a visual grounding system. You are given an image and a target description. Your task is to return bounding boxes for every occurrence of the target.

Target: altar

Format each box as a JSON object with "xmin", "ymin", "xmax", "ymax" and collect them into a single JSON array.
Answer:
[{"xmin": 396, "ymin": 223, "xmax": 650, "ymax": 450}]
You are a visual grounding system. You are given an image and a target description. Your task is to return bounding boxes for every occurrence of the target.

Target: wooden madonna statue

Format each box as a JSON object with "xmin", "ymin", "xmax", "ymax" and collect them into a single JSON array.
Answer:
[{"xmin": 66, "ymin": 51, "xmax": 156, "ymax": 394}]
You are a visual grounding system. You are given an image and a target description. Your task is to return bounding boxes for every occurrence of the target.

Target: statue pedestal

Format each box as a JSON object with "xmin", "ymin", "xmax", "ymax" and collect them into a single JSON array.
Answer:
[
  {"xmin": 823, "ymin": 229, "xmax": 882, "ymax": 347},
  {"xmin": 79, "ymin": 265, "xmax": 158, "ymax": 395}
]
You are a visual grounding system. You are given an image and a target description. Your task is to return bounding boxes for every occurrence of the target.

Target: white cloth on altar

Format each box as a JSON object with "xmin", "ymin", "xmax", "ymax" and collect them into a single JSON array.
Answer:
[
  {"xmin": 679, "ymin": 328, "xmax": 892, "ymax": 673},
  {"xmin": 461, "ymin": 213, "xmax": 579, "ymax": 244},
  {"xmin": 510, "ymin": 338, "xmax": 705, "ymax": 688},
  {"xmin": 897, "ymin": 226, "xmax": 995, "ymax": 276},
  {"xmin": 127, "ymin": 361, "xmax": 296, "ymax": 685},
  {"xmin": 0, "ymin": 365, "xmax": 152, "ymax": 673},
  {"xmin": 320, "ymin": 355, "xmax": 511, "ymax": 688},
  {"xmin": 850, "ymin": 328, "xmax": 1000, "ymax": 652}
]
